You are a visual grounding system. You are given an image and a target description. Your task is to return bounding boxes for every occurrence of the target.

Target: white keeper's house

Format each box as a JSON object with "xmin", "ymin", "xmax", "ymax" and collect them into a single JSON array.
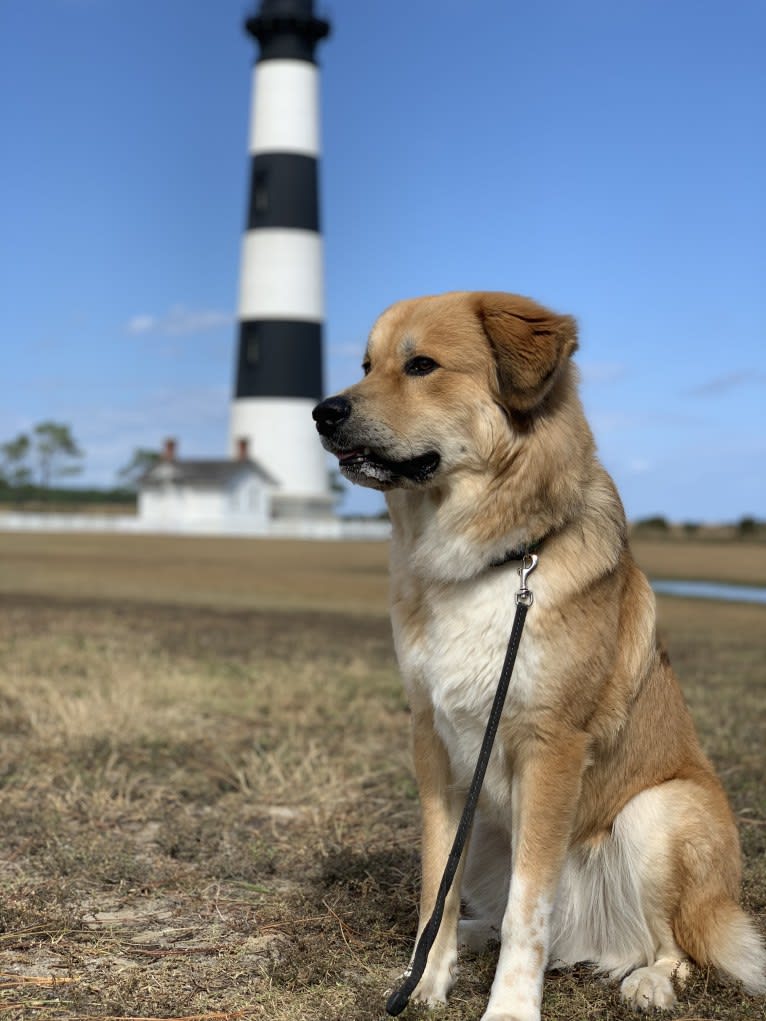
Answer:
[{"xmin": 138, "ymin": 438, "xmax": 278, "ymax": 533}]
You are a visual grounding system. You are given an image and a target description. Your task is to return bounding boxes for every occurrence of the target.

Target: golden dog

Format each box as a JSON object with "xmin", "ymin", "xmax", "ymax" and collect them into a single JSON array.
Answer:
[{"xmin": 313, "ymin": 291, "xmax": 765, "ymax": 1020}]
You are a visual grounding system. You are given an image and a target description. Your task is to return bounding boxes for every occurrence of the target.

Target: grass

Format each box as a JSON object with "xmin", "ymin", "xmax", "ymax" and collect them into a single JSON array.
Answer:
[
  {"xmin": 0, "ymin": 533, "xmax": 391, "ymax": 615},
  {"xmin": 628, "ymin": 539, "xmax": 766, "ymax": 588},
  {"xmin": 0, "ymin": 532, "xmax": 763, "ymax": 1020},
  {"xmin": 0, "ymin": 533, "xmax": 763, "ymax": 614}
]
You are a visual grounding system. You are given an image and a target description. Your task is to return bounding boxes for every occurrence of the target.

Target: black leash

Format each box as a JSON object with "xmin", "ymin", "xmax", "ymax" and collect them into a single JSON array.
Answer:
[{"xmin": 386, "ymin": 553, "xmax": 538, "ymax": 1017}]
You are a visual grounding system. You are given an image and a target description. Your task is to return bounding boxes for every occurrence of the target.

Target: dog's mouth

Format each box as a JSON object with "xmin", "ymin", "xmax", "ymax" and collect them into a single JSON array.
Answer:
[{"xmin": 335, "ymin": 447, "xmax": 441, "ymax": 487}]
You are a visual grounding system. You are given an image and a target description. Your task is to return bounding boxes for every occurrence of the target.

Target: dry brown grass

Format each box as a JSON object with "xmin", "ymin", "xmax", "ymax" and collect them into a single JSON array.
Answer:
[
  {"xmin": 0, "ymin": 532, "xmax": 764, "ymax": 617},
  {"xmin": 630, "ymin": 538, "xmax": 766, "ymax": 587},
  {"xmin": 0, "ymin": 533, "xmax": 390, "ymax": 615},
  {"xmin": 0, "ymin": 533, "xmax": 763, "ymax": 1019}
]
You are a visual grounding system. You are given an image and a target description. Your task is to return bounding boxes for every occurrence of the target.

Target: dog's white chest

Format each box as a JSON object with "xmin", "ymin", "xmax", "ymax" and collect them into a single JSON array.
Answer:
[{"xmin": 394, "ymin": 565, "xmax": 544, "ymax": 812}]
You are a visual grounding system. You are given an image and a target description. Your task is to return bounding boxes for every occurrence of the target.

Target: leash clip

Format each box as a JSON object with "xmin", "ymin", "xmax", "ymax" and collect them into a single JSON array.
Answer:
[{"xmin": 516, "ymin": 553, "xmax": 538, "ymax": 606}]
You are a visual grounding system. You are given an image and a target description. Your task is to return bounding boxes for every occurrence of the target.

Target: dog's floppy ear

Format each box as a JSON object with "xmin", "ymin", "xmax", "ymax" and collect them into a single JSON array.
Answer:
[{"xmin": 473, "ymin": 292, "xmax": 578, "ymax": 412}]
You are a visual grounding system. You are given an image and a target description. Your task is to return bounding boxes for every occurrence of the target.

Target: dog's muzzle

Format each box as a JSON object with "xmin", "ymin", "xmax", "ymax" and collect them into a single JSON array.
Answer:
[{"xmin": 312, "ymin": 395, "xmax": 440, "ymax": 489}]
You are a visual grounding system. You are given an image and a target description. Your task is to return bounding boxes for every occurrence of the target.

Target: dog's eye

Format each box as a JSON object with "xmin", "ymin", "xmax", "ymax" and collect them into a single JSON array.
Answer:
[
  {"xmin": 404, "ymin": 356, "xmax": 439, "ymax": 377},
  {"xmin": 362, "ymin": 361, "xmax": 371, "ymax": 376}
]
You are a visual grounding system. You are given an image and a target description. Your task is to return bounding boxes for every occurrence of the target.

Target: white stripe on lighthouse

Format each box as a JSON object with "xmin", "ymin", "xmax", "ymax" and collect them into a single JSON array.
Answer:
[
  {"xmin": 230, "ymin": 397, "xmax": 328, "ymax": 496},
  {"xmin": 249, "ymin": 61, "xmax": 320, "ymax": 157},
  {"xmin": 238, "ymin": 228, "xmax": 324, "ymax": 322}
]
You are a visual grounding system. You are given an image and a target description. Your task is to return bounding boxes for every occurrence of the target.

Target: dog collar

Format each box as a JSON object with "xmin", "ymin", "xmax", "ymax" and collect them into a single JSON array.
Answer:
[{"xmin": 489, "ymin": 535, "xmax": 545, "ymax": 569}]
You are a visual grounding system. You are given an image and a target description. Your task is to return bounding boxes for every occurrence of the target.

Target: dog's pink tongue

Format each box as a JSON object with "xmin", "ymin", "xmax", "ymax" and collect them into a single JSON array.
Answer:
[{"xmin": 339, "ymin": 449, "xmax": 362, "ymax": 463}]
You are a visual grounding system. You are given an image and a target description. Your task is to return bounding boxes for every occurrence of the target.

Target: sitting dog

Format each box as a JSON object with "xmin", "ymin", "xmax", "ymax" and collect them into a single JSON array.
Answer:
[{"xmin": 313, "ymin": 291, "xmax": 765, "ymax": 1020}]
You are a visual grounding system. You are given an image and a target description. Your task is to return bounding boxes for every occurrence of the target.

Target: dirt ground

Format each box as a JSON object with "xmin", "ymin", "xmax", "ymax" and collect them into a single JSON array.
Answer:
[{"xmin": 0, "ymin": 534, "xmax": 764, "ymax": 1020}]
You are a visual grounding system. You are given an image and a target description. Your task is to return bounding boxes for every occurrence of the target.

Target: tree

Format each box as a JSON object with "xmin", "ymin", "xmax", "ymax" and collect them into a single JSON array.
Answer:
[
  {"xmin": 117, "ymin": 448, "xmax": 160, "ymax": 490},
  {"xmin": 32, "ymin": 421, "xmax": 83, "ymax": 487},
  {"xmin": 634, "ymin": 515, "xmax": 670, "ymax": 532},
  {"xmin": 0, "ymin": 432, "xmax": 33, "ymax": 486},
  {"xmin": 737, "ymin": 516, "xmax": 759, "ymax": 537}
]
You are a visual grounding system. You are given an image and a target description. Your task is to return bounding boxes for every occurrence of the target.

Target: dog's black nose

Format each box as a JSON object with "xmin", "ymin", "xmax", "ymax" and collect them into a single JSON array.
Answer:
[{"xmin": 312, "ymin": 395, "xmax": 352, "ymax": 436}]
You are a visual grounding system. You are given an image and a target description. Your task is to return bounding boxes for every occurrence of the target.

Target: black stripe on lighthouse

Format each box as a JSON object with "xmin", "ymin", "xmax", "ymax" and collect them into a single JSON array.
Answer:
[
  {"xmin": 235, "ymin": 320, "xmax": 322, "ymax": 399},
  {"xmin": 247, "ymin": 153, "xmax": 319, "ymax": 231}
]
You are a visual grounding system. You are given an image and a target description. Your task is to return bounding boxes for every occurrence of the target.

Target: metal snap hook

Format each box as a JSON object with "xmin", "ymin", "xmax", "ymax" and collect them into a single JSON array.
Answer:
[{"xmin": 516, "ymin": 552, "xmax": 538, "ymax": 606}]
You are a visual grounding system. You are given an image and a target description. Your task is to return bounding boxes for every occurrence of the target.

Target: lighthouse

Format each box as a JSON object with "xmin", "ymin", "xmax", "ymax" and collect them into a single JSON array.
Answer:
[{"xmin": 230, "ymin": 0, "xmax": 333, "ymax": 519}]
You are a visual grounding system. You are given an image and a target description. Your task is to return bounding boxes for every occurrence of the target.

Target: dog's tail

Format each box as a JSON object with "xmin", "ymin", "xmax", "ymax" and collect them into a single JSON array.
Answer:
[{"xmin": 676, "ymin": 895, "xmax": 766, "ymax": 994}]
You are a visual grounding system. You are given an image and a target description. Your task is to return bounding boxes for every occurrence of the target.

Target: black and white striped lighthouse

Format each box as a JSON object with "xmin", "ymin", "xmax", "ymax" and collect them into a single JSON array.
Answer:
[{"xmin": 230, "ymin": 0, "xmax": 333, "ymax": 517}]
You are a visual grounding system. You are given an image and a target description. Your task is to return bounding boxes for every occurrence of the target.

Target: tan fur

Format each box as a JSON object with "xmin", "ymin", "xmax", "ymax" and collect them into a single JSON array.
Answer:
[{"xmin": 315, "ymin": 291, "xmax": 765, "ymax": 1017}]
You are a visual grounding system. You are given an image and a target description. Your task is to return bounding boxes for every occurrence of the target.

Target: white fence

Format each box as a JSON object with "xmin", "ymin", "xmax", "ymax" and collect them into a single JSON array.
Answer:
[{"xmin": 0, "ymin": 511, "xmax": 391, "ymax": 542}]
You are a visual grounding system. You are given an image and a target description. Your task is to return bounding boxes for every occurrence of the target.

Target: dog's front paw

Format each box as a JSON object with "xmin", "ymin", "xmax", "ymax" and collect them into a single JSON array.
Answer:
[
  {"xmin": 410, "ymin": 946, "xmax": 458, "ymax": 1007},
  {"xmin": 620, "ymin": 966, "xmax": 677, "ymax": 1011},
  {"xmin": 480, "ymin": 1009, "xmax": 540, "ymax": 1021}
]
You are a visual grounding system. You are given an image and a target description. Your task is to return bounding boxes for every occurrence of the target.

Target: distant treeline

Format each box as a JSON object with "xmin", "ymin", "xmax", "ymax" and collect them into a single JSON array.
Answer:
[
  {"xmin": 631, "ymin": 515, "xmax": 764, "ymax": 539},
  {"xmin": 0, "ymin": 483, "xmax": 136, "ymax": 507}
]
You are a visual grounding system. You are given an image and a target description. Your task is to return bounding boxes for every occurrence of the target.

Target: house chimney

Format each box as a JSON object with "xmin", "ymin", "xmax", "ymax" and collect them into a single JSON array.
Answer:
[
  {"xmin": 163, "ymin": 437, "xmax": 177, "ymax": 462},
  {"xmin": 236, "ymin": 437, "xmax": 249, "ymax": 462}
]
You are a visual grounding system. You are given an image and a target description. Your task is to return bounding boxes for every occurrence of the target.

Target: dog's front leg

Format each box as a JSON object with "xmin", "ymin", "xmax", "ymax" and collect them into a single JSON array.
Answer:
[
  {"xmin": 408, "ymin": 703, "xmax": 464, "ymax": 1006},
  {"xmin": 482, "ymin": 730, "xmax": 588, "ymax": 1021}
]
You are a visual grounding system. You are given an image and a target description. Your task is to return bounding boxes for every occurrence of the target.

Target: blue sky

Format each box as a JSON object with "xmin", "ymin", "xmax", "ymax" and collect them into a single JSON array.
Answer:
[{"xmin": 1, "ymin": 0, "xmax": 764, "ymax": 522}]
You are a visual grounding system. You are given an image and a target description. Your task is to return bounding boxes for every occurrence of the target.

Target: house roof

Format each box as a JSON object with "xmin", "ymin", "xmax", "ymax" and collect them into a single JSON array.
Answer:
[{"xmin": 140, "ymin": 458, "xmax": 278, "ymax": 490}]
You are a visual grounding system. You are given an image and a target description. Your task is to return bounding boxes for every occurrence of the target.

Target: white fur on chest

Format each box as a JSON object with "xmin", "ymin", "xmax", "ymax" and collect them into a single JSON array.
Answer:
[{"xmin": 394, "ymin": 561, "xmax": 547, "ymax": 816}]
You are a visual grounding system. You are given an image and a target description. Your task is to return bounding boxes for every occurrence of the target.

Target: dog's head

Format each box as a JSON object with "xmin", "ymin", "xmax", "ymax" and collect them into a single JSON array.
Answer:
[{"xmin": 313, "ymin": 291, "xmax": 578, "ymax": 492}]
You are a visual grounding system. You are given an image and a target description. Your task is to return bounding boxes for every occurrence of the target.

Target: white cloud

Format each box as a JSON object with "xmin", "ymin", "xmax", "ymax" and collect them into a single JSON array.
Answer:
[
  {"xmin": 49, "ymin": 385, "xmax": 230, "ymax": 485},
  {"xmin": 579, "ymin": 361, "xmax": 626, "ymax": 384},
  {"xmin": 685, "ymin": 370, "xmax": 766, "ymax": 398},
  {"xmin": 126, "ymin": 314, "xmax": 157, "ymax": 335},
  {"xmin": 126, "ymin": 305, "xmax": 234, "ymax": 337},
  {"xmin": 589, "ymin": 410, "xmax": 642, "ymax": 432},
  {"xmin": 590, "ymin": 408, "xmax": 705, "ymax": 434},
  {"xmin": 80, "ymin": 385, "xmax": 229, "ymax": 434}
]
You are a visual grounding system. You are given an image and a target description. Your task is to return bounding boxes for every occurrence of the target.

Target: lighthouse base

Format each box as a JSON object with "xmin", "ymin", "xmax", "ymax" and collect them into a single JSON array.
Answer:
[
  {"xmin": 229, "ymin": 396, "xmax": 335, "ymax": 521},
  {"xmin": 271, "ymin": 490, "xmax": 335, "ymax": 521}
]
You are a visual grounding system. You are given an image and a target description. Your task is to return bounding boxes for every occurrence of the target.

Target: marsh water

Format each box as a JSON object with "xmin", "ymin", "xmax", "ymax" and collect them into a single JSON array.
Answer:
[{"xmin": 650, "ymin": 579, "xmax": 766, "ymax": 605}]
